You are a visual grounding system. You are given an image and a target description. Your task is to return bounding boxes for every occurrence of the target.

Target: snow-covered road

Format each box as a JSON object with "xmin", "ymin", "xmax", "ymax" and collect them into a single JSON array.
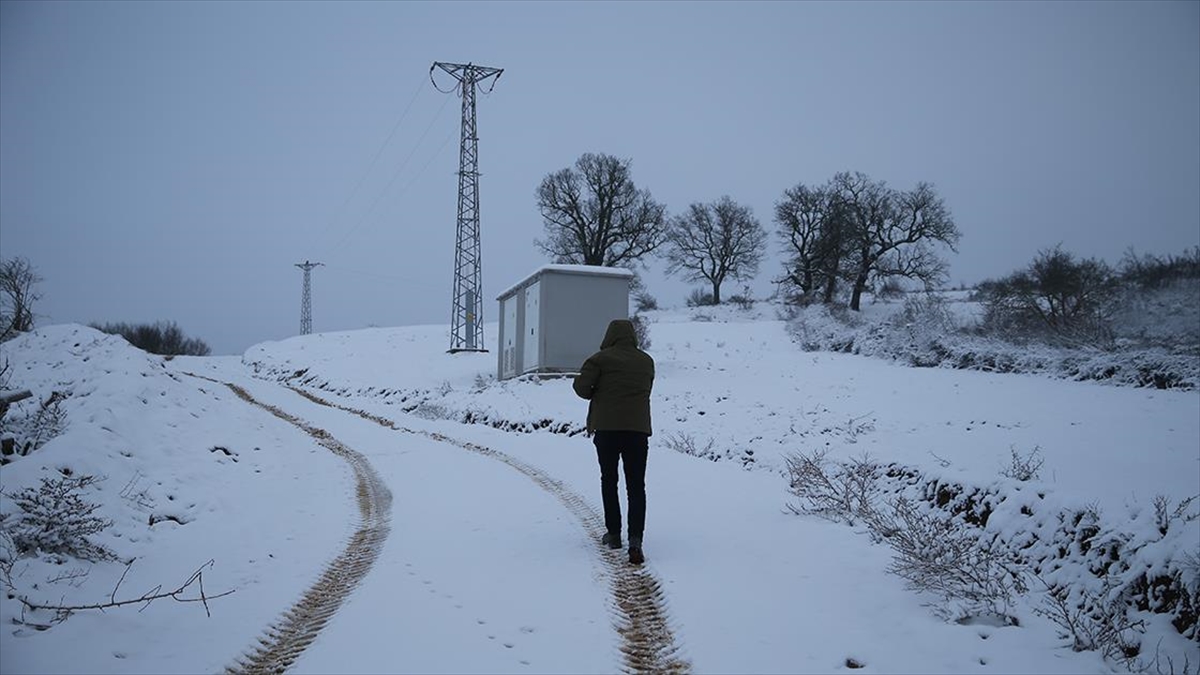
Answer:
[{"xmin": 184, "ymin": 357, "xmax": 1109, "ymax": 675}]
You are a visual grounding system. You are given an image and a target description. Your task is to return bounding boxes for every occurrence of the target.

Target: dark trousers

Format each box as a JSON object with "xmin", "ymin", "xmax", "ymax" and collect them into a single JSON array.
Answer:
[{"xmin": 594, "ymin": 430, "xmax": 648, "ymax": 541}]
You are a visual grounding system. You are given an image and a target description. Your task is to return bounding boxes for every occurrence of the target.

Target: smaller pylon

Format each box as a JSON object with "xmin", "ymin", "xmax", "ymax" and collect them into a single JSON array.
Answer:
[{"xmin": 295, "ymin": 261, "xmax": 324, "ymax": 335}]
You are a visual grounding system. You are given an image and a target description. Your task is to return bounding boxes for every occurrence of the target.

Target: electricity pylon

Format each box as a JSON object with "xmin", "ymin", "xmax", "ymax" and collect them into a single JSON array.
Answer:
[
  {"xmin": 431, "ymin": 61, "xmax": 503, "ymax": 353},
  {"xmin": 295, "ymin": 260, "xmax": 323, "ymax": 335}
]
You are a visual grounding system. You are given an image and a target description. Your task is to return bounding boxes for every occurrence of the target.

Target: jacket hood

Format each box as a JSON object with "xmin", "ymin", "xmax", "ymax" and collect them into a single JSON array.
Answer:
[{"xmin": 600, "ymin": 319, "xmax": 638, "ymax": 349}]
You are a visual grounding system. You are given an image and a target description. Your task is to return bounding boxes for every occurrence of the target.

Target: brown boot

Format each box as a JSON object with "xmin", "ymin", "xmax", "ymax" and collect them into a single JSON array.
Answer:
[{"xmin": 628, "ymin": 537, "xmax": 644, "ymax": 565}]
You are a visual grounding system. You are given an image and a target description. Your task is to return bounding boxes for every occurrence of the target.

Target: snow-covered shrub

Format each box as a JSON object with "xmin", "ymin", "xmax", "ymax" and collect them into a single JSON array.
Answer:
[
  {"xmin": 663, "ymin": 432, "xmax": 714, "ymax": 461},
  {"xmin": 1000, "ymin": 445, "xmax": 1044, "ymax": 482},
  {"xmin": 686, "ymin": 288, "xmax": 715, "ymax": 307},
  {"xmin": 1120, "ymin": 247, "xmax": 1200, "ymax": 291},
  {"xmin": 785, "ymin": 304, "xmax": 864, "ymax": 353},
  {"xmin": 785, "ymin": 449, "xmax": 880, "ymax": 526},
  {"xmin": 472, "ymin": 373, "xmax": 491, "ymax": 392},
  {"xmin": 787, "ymin": 453, "xmax": 1200, "ymax": 665},
  {"xmin": 1036, "ymin": 571, "xmax": 1144, "ymax": 662},
  {"xmin": 663, "ymin": 432, "xmax": 756, "ymax": 468},
  {"xmin": 729, "ymin": 287, "xmax": 755, "ymax": 310},
  {"xmin": 1154, "ymin": 495, "xmax": 1199, "ymax": 538},
  {"xmin": 634, "ymin": 290, "xmax": 659, "ymax": 312},
  {"xmin": 1028, "ymin": 497, "xmax": 1199, "ymax": 664},
  {"xmin": 879, "ymin": 293, "xmax": 959, "ymax": 366},
  {"xmin": 783, "ymin": 298, "xmax": 1200, "ymax": 390},
  {"xmin": 409, "ymin": 401, "xmax": 457, "ymax": 422},
  {"xmin": 874, "ymin": 278, "xmax": 907, "ymax": 301},
  {"xmin": 0, "ymin": 474, "xmax": 115, "ymax": 562},
  {"xmin": 1, "ymin": 388, "xmax": 68, "ymax": 465},
  {"xmin": 787, "ymin": 450, "xmax": 1024, "ymax": 622},
  {"xmin": 867, "ymin": 496, "xmax": 1026, "ymax": 623},
  {"xmin": 976, "ymin": 246, "xmax": 1120, "ymax": 349},
  {"xmin": 1110, "ymin": 278, "xmax": 1200, "ymax": 355},
  {"xmin": 631, "ymin": 314, "xmax": 652, "ymax": 350}
]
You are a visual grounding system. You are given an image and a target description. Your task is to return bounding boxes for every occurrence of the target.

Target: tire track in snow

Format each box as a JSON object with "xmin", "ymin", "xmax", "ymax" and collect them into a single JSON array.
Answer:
[
  {"xmin": 189, "ymin": 376, "xmax": 393, "ymax": 675},
  {"xmin": 286, "ymin": 386, "xmax": 691, "ymax": 675}
]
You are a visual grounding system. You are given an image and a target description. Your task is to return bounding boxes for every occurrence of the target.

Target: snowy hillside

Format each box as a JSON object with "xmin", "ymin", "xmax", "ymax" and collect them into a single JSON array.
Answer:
[
  {"xmin": 245, "ymin": 303, "xmax": 1199, "ymax": 511},
  {"xmin": 1, "ymin": 307, "xmax": 1197, "ymax": 674}
]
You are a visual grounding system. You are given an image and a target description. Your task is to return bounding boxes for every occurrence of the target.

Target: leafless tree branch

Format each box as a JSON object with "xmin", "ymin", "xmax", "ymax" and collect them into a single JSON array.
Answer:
[{"xmin": 17, "ymin": 559, "xmax": 234, "ymax": 622}]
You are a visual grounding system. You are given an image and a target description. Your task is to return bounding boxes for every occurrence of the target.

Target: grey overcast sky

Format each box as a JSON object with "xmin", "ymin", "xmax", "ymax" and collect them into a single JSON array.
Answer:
[{"xmin": 1, "ymin": 1, "xmax": 1197, "ymax": 355}]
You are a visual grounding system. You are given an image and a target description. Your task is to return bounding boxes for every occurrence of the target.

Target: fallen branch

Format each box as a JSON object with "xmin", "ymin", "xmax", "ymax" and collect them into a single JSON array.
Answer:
[
  {"xmin": 0, "ymin": 388, "xmax": 32, "ymax": 421},
  {"xmin": 0, "ymin": 389, "xmax": 33, "ymax": 405},
  {"xmin": 18, "ymin": 559, "xmax": 234, "ymax": 621}
]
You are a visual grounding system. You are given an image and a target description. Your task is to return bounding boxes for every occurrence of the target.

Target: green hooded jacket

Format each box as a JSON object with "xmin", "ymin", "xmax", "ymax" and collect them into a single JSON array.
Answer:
[{"xmin": 572, "ymin": 319, "xmax": 655, "ymax": 436}]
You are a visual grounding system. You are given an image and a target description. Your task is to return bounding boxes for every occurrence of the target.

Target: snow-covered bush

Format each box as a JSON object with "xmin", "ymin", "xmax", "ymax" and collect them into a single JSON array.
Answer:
[
  {"xmin": 686, "ymin": 288, "xmax": 715, "ymax": 307},
  {"xmin": 0, "ymin": 473, "xmax": 115, "ymax": 563},
  {"xmin": 785, "ymin": 450, "xmax": 1200, "ymax": 666},
  {"xmin": 664, "ymin": 431, "xmax": 757, "ymax": 468},
  {"xmin": 1036, "ymin": 571, "xmax": 1144, "ymax": 662},
  {"xmin": 0, "ymin": 360, "xmax": 69, "ymax": 465},
  {"xmin": 867, "ymin": 496, "xmax": 1027, "ymax": 624},
  {"xmin": 1110, "ymin": 279, "xmax": 1200, "ymax": 356},
  {"xmin": 975, "ymin": 246, "xmax": 1120, "ymax": 348},
  {"xmin": 785, "ymin": 449, "xmax": 879, "ymax": 526},
  {"xmin": 787, "ymin": 450, "xmax": 1024, "ymax": 622},
  {"xmin": 783, "ymin": 298, "xmax": 1200, "ymax": 390},
  {"xmin": 631, "ymin": 313, "xmax": 652, "ymax": 350},
  {"xmin": 1000, "ymin": 445, "xmax": 1044, "ymax": 482},
  {"xmin": 879, "ymin": 293, "xmax": 959, "ymax": 367},
  {"xmin": 634, "ymin": 290, "xmax": 659, "ymax": 312},
  {"xmin": 729, "ymin": 286, "xmax": 756, "ymax": 310},
  {"xmin": 785, "ymin": 304, "xmax": 864, "ymax": 353}
]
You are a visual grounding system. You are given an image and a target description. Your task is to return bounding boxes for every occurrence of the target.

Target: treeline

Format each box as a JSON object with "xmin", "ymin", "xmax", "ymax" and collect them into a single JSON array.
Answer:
[
  {"xmin": 974, "ymin": 246, "xmax": 1200, "ymax": 347},
  {"xmin": 2, "ymin": 257, "xmax": 215, "ymax": 355},
  {"xmin": 89, "ymin": 321, "xmax": 211, "ymax": 357},
  {"xmin": 534, "ymin": 154, "xmax": 960, "ymax": 309}
]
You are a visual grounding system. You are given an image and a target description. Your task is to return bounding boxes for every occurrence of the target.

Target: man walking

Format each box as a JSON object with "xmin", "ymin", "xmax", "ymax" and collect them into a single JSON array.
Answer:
[{"xmin": 573, "ymin": 318, "xmax": 655, "ymax": 564}]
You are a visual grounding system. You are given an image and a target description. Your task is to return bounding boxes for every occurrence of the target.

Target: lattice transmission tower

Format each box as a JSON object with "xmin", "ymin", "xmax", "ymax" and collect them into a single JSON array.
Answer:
[
  {"xmin": 295, "ymin": 260, "xmax": 323, "ymax": 335},
  {"xmin": 431, "ymin": 61, "xmax": 503, "ymax": 353}
]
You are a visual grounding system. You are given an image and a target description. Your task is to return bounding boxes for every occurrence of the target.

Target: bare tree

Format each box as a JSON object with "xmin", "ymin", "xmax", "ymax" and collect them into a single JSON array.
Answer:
[
  {"xmin": 977, "ymin": 245, "xmax": 1118, "ymax": 345},
  {"xmin": 0, "ymin": 257, "xmax": 42, "ymax": 341},
  {"xmin": 833, "ymin": 172, "xmax": 960, "ymax": 310},
  {"xmin": 535, "ymin": 153, "xmax": 667, "ymax": 267},
  {"xmin": 775, "ymin": 183, "xmax": 851, "ymax": 304},
  {"xmin": 664, "ymin": 196, "xmax": 766, "ymax": 304}
]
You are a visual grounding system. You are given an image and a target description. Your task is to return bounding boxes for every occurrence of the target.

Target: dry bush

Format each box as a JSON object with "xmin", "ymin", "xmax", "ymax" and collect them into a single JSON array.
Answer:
[
  {"xmin": 663, "ymin": 432, "xmax": 716, "ymax": 461},
  {"xmin": 1153, "ymin": 494, "xmax": 1199, "ymax": 537},
  {"xmin": 634, "ymin": 291, "xmax": 659, "ymax": 312},
  {"xmin": 1000, "ymin": 445, "xmax": 1045, "ymax": 482},
  {"xmin": 867, "ymin": 497, "xmax": 1026, "ymax": 623},
  {"xmin": 0, "ymin": 257, "xmax": 41, "ymax": 341},
  {"xmin": 976, "ymin": 245, "xmax": 1120, "ymax": 348},
  {"xmin": 785, "ymin": 449, "xmax": 879, "ymax": 526},
  {"xmin": 1035, "ymin": 573, "xmax": 1145, "ymax": 665},
  {"xmin": 686, "ymin": 288, "xmax": 715, "ymax": 307}
]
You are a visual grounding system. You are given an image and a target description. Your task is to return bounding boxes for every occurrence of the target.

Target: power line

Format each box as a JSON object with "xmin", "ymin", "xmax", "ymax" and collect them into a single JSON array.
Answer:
[
  {"xmin": 324, "ymin": 93, "xmax": 456, "ymax": 260},
  {"xmin": 432, "ymin": 61, "xmax": 503, "ymax": 354},
  {"xmin": 323, "ymin": 265, "xmax": 443, "ymax": 293},
  {"xmin": 311, "ymin": 75, "xmax": 429, "ymax": 250}
]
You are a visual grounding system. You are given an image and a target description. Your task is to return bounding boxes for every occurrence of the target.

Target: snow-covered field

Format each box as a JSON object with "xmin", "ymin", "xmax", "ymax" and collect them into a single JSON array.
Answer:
[{"xmin": 1, "ymin": 302, "xmax": 1197, "ymax": 674}]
